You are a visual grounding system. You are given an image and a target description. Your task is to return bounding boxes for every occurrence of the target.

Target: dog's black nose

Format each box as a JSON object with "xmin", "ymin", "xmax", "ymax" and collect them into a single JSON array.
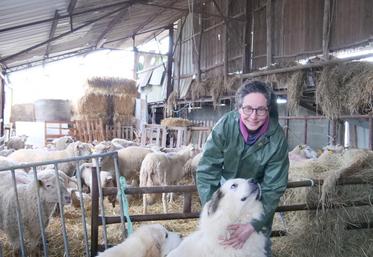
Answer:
[{"xmin": 247, "ymin": 178, "xmax": 258, "ymax": 185}]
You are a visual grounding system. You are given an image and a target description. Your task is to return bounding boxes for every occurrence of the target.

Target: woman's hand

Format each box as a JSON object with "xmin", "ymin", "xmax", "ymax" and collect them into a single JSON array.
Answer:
[{"xmin": 219, "ymin": 223, "xmax": 255, "ymax": 249}]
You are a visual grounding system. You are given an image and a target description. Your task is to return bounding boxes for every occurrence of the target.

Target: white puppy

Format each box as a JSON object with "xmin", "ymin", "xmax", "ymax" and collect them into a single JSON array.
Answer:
[
  {"xmin": 97, "ymin": 224, "xmax": 181, "ymax": 257},
  {"xmin": 167, "ymin": 178, "xmax": 267, "ymax": 257}
]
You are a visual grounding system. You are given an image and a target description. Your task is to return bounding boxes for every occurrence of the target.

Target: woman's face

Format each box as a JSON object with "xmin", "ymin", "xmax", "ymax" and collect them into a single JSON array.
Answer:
[{"xmin": 239, "ymin": 92, "xmax": 269, "ymax": 131}]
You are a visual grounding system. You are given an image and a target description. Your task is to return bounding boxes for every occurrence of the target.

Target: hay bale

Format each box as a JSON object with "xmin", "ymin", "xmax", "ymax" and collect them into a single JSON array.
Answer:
[
  {"xmin": 87, "ymin": 77, "xmax": 137, "ymax": 96},
  {"xmin": 316, "ymin": 62, "xmax": 373, "ymax": 119},
  {"xmin": 10, "ymin": 103, "xmax": 35, "ymax": 122},
  {"xmin": 161, "ymin": 118, "xmax": 193, "ymax": 127},
  {"xmin": 76, "ymin": 93, "xmax": 109, "ymax": 121},
  {"xmin": 287, "ymin": 71, "xmax": 307, "ymax": 114}
]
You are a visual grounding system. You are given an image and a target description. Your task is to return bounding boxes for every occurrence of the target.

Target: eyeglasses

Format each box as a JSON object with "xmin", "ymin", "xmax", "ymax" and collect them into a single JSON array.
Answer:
[{"xmin": 241, "ymin": 105, "xmax": 268, "ymax": 116}]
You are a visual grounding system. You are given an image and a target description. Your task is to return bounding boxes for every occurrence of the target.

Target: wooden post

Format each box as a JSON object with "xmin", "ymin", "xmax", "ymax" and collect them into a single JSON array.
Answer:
[
  {"xmin": 266, "ymin": 0, "xmax": 272, "ymax": 66},
  {"xmin": 369, "ymin": 115, "xmax": 373, "ymax": 150},
  {"xmin": 242, "ymin": 0, "xmax": 252, "ymax": 74},
  {"xmin": 90, "ymin": 166, "xmax": 99, "ymax": 257},
  {"xmin": 133, "ymin": 36, "xmax": 139, "ymax": 80},
  {"xmin": 223, "ymin": 0, "xmax": 229, "ymax": 84},
  {"xmin": 197, "ymin": 10, "xmax": 204, "ymax": 82},
  {"xmin": 322, "ymin": 0, "xmax": 331, "ymax": 59},
  {"xmin": 166, "ymin": 25, "xmax": 174, "ymax": 100},
  {"xmin": 177, "ymin": 18, "xmax": 183, "ymax": 98}
]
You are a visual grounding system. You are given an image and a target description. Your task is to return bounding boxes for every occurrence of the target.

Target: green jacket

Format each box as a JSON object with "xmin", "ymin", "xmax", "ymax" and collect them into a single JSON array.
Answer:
[{"xmin": 196, "ymin": 111, "xmax": 289, "ymax": 236}]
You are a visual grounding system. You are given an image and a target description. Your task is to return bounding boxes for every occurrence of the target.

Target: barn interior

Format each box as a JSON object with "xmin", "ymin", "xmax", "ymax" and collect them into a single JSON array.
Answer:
[{"xmin": 0, "ymin": 0, "xmax": 373, "ymax": 257}]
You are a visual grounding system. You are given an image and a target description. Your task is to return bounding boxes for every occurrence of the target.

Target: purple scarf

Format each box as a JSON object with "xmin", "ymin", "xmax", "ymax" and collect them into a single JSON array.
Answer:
[{"xmin": 239, "ymin": 116, "xmax": 269, "ymax": 145}]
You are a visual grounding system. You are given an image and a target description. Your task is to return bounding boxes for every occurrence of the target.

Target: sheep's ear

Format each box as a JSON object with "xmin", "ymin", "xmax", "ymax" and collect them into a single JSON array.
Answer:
[{"xmin": 208, "ymin": 189, "xmax": 224, "ymax": 216}]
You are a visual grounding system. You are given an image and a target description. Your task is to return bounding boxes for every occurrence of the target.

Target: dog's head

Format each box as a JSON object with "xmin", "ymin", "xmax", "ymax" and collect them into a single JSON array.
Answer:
[
  {"xmin": 142, "ymin": 224, "xmax": 182, "ymax": 257},
  {"xmin": 205, "ymin": 178, "xmax": 262, "ymax": 222}
]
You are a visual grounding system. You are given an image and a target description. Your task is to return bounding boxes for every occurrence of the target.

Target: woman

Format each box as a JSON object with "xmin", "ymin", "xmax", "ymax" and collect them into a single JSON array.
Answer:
[{"xmin": 196, "ymin": 80, "xmax": 289, "ymax": 256}]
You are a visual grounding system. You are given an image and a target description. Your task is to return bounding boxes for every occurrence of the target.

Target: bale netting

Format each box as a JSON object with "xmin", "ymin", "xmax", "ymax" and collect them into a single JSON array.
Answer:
[
  {"xmin": 161, "ymin": 117, "xmax": 194, "ymax": 127},
  {"xmin": 316, "ymin": 61, "xmax": 373, "ymax": 119},
  {"xmin": 273, "ymin": 149, "xmax": 373, "ymax": 257}
]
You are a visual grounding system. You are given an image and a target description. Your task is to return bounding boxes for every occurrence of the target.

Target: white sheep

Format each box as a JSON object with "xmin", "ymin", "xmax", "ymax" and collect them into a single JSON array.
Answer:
[
  {"xmin": 79, "ymin": 163, "xmax": 116, "ymax": 206},
  {"xmin": 140, "ymin": 144, "xmax": 198, "ymax": 214},
  {"xmin": 5, "ymin": 135, "xmax": 28, "ymax": 150},
  {"xmin": 7, "ymin": 141, "xmax": 93, "ymax": 176},
  {"xmin": 111, "ymin": 138, "xmax": 139, "ymax": 149},
  {"xmin": 289, "ymin": 144, "xmax": 318, "ymax": 163},
  {"xmin": 52, "ymin": 136, "xmax": 75, "ymax": 150},
  {"xmin": 183, "ymin": 151, "xmax": 203, "ymax": 184},
  {"xmin": 99, "ymin": 146, "xmax": 154, "ymax": 186},
  {"xmin": 0, "ymin": 171, "xmax": 70, "ymax": 256}
]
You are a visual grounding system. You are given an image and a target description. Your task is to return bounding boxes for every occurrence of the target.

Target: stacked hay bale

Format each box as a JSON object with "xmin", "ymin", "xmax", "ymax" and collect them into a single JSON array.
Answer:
[
  {"xmin": 75, "ymin": 77, "xmax": 137, "ymax": 125},
  {"xmin": 273, "ymin": 149, "xmax": 373, "ymax": 257}
]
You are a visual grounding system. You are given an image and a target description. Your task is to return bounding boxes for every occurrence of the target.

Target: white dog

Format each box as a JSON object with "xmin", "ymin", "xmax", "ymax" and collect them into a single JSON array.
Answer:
[
  {"xmin": 167, "ymin": 178, "xmax": 267, "ymax": 257},
  {"xmin": 97, "ymin": 224, "xmax": 182, "ymax": 257}
]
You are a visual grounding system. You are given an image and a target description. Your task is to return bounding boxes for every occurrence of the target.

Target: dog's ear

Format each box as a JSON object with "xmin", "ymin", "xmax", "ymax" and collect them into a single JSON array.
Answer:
[{"xmin": 208, "ymin": 189, "xmax": 224, "ymax": 216}]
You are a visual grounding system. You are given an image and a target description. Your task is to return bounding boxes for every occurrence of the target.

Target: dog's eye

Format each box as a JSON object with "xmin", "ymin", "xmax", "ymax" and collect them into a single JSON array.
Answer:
[
  {"xmin": 165, "ymin": 232, "xmax": 168, "ymax": 239},
  {"xmin": 241, "ymin": 196, "xmax": 247, "ymax": 201},
  {"xmin": 230, "ymin": 183, "xmax": 238, "ymax": 189}
]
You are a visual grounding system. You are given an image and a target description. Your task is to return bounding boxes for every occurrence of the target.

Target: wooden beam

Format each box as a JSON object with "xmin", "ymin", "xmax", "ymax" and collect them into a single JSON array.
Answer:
[
  {"xmin": 67, "ymin": 0, "xmax": 78, "ymax": 31},
  {"xmin": 223, "ymin": 0, "xmax": 229, "ymax": 81},
  {"xmin": 138, "ymin": 2, "xmax": 245, "ymax": 23},
  {"xmin": 44, "ymin": 10, "xmax": 60, "ymax": 58},
  {"xmin": 241, "ymin": 52, "xmax": 373, "ymax": 79},
  {"xmin": 242, "ymin": 0, "xmax": 253, "ymax": 74},
  {"xmin": 96, "ymin": 8, "xmax": 129, "ymax": 48},
  {"xmin": 266, "ymin": 0, "xmax": 272, "ymax": 66},
  {"xmin": 166, "ymin": 25, "xmax": 174, "ymax": 100},
  {"xmin": 322, "ymin": 0, "xmax": 331, "ymax": 59}
]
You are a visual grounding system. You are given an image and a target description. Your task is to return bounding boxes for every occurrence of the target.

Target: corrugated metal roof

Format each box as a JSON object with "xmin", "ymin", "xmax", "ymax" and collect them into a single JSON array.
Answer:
[{"xmin": 0, "ymin": 0, "xmax": 189, "ymax": 72}]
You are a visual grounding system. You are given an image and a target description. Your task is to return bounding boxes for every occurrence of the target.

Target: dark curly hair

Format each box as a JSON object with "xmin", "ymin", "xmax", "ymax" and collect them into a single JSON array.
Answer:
[{"xmin": 235, "ymin": 80, "xmax": 278, "ymax": 118}]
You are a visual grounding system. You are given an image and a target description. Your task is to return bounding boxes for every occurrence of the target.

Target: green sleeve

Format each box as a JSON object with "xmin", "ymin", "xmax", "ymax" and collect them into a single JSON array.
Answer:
[
  {"xmin": 196, "ymin": 117, "xmax": 227, "ymax": 206},
  {"xmin": 251, "ymin": 136, "xmax": 289, "ymax": 232}
]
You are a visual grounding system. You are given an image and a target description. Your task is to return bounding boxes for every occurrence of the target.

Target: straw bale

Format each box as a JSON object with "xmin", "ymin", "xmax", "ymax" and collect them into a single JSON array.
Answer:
[
  {"xmin": 161, "ymin": 117, "xmax": 194, "ymax": 127},
  {"xmin": 113, "ymin": 95, "xmax": 136, "ymax": 116}
]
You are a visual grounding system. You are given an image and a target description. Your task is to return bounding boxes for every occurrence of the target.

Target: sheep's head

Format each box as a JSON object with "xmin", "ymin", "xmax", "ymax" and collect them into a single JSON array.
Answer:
[{"xmin": 37, "ymin": 175, "xmax": 71, "ymax": 204}]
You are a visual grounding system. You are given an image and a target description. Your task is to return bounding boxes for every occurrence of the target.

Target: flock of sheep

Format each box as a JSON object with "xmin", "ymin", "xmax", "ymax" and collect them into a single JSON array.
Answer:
[{"xmin": 0, "ymin": 135, "xmax": 201, "ymax": 256}]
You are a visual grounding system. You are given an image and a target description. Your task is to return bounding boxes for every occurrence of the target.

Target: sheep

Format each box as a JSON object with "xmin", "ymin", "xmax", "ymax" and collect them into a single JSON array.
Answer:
[
  {"xmin": 289, "ymin": 144, "xmax": 318, "ymax": 163},
  {"xmin": 111, "ymin": 138, "xmax": 139, "ymax": 149},
  {"xmin": 79, "ymin": 163, "xmax": 116, "ymax": 206},
  {"xmin": 7, "ymin": 141, "xmax": 93, "ymax": 176},
  {"xmin": 6, "ymin": 135, "xmax": 28, "ymax": 150},
  {"xmin": 0, "ymin": 148, "xmax": 15, "ymax": 157},
  {"xmin": 0, "ymin": 171, "xmax": 71, "ymax": 256},
  {"xmin": 183, "ymin": 151, "xmax": 203, "ymax": 184},
  {"xmin": 52, "ymin": 135, "xmax": 75, "ymax": 150},
  {"xmin": 99, "ymin": 146, "xmax": 154, "ymax": 185},
  {"xmin": 71, "ymin": 189, "xmax": 91, "ymax": 210},
  {"xmin": 140, "ymin": 144, "xmax": 198, "ymax": 214}
]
